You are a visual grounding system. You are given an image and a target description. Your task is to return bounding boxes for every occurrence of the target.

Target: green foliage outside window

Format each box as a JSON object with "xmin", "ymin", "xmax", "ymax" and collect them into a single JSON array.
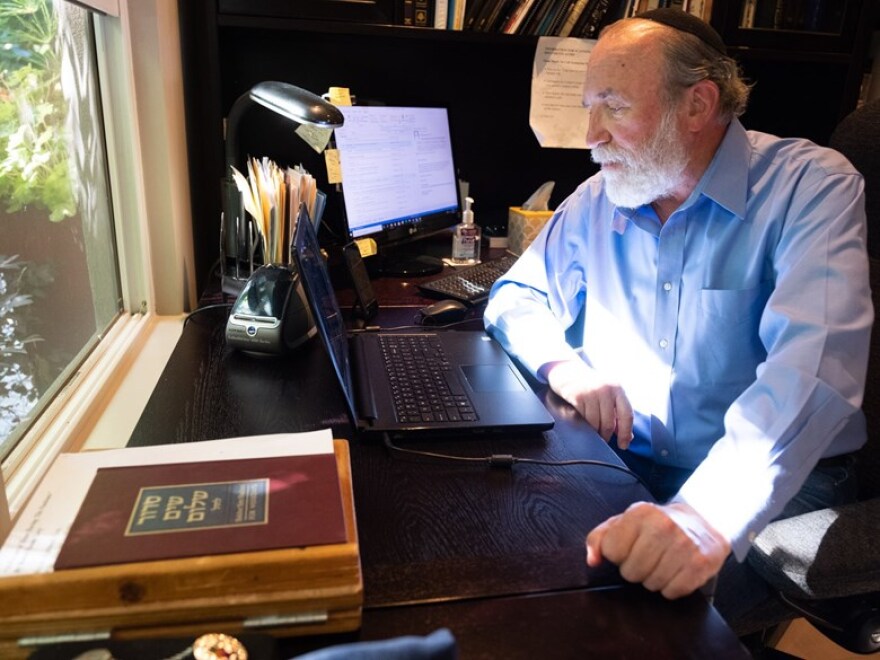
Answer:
[
  {"xmin": 0, "ymin": 0, "xmax": 76, "ymax": 222},
  {"xmin": 0, "ymin": 254, "xmax": 52, "ymax": 445}
]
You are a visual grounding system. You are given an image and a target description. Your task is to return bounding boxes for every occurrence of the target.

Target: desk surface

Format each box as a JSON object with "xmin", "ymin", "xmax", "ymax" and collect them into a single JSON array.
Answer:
[{"xmin": 127, "ymin": 262, "xmax": 749, "ymax": 658}]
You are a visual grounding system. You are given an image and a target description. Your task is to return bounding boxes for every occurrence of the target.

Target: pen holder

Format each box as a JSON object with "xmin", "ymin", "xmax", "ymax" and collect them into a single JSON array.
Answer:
[
  {"xmin": 220, "ymin": 179, "xmax": 307, "ymax": 297},
  {"xmin": 220, "ymin": 183, "xmax": 263, "ymax": 297}
]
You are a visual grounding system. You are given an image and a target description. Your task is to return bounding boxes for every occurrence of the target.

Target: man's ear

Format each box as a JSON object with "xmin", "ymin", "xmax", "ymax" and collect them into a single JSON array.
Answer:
[{"xmin": 685, "ymin": 80, "xmax": 721, "ymax": 131}]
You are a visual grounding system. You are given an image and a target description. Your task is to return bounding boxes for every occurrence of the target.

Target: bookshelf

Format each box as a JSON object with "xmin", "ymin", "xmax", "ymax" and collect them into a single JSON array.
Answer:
[
  {"xmin": 178, "ymin": 0, "xmax": 877, "ymax": 294},
  {"xmin": 710, "ymin": 0, "xmax": 876, "ymax": 147}
]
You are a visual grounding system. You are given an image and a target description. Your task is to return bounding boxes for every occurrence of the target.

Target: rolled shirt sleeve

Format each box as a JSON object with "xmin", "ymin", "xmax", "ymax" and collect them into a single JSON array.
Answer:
[{"xmin": 484, "ymin": 195, "xmax": 588, "ymax": 378}]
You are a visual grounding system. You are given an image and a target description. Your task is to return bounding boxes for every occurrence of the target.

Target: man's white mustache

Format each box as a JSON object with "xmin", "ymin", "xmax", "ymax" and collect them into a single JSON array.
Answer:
[{"xmin": 591, "ymin": 147, "xmax": 629, "ymax": 166}]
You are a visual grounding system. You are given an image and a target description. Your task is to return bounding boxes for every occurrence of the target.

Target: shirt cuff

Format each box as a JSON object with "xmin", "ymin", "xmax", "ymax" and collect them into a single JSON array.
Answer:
[{"xmin": 674, "ymin": 450, "xmax": 779, "ymax": 561}]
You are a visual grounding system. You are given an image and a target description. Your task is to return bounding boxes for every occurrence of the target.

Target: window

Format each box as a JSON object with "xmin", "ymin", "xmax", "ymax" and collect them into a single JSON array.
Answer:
[
  {"xmin": 0, "ymin": 0, "xmax": 195, "ymax": 513},
  {"xmin": 1, "ymin": 0, "xmax": 121, "ymax": 459}
]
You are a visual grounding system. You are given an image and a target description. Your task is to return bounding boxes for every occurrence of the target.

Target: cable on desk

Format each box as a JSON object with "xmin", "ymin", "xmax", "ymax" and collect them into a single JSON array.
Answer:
[
  {"xmin": 183, "ymin": 303, "xmax": 233, "ymax": 327},
  {"xmin": 775, "ymin": 591, "xmax": 841, "ymax": 632},
  {"xmin": 382, "ymin": 433, "xmax": 650, "ymax": 490},
  {"xmin": 350, "ymin": 316, "xmax": 481, "ymax": 333}
]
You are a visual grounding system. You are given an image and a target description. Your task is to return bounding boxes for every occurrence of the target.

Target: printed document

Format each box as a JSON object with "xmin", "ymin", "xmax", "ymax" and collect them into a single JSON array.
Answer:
[{"xmin": 530, "ymin": 37, "xmax": 594, "ymax": 149}]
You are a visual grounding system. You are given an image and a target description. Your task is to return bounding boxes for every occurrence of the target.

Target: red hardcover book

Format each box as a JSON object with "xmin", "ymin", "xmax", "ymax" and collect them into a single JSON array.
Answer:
[{"xmin": 54, "ymin": 454, "xmax": 347, "ymax": 570}]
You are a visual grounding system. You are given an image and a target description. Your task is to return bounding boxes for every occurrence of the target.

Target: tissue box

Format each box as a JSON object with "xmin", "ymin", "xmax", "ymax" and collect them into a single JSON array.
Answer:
[{"xmin": 508, "ymin": 207, "xmax": 554, "ymax": 255}]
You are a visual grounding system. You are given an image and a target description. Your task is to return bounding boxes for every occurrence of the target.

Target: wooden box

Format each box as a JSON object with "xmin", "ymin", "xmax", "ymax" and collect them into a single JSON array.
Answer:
[{"xmin": 0, "ymin": 440, "xmax": 361, "ymax": 659}]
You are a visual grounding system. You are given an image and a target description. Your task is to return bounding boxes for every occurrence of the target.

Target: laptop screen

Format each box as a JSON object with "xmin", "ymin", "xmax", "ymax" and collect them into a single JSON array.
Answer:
[{"xmin": 293, "ymin": 204, "xmax": 358, "ymax": 423}]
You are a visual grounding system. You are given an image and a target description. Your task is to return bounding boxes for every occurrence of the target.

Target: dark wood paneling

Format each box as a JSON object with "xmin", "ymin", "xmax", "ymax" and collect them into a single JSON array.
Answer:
[{"xmin": 219, "ymin": 0, "xmax": 399, "ymax": 24}]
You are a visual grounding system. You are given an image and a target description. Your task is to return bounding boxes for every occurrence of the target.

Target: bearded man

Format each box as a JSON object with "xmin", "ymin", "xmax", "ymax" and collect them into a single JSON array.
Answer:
[{"xmin": 484, "ymin": 9, "xmax": 872, "ymax": 634}]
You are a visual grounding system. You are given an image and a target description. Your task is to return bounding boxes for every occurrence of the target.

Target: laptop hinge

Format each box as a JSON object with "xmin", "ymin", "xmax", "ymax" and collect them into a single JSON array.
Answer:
[{"xmin": 351, "ymin": 334, "xmax": 378, "ymax": 421}]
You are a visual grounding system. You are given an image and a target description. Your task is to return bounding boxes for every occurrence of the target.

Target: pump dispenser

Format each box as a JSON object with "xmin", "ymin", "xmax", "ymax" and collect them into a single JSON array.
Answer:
[{"xmin": 451, "ymin": 196, "xmax": 481, "ymax": 265}]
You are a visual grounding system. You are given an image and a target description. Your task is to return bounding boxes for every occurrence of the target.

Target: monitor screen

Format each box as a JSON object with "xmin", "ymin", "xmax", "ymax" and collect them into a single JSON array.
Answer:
[{"xmin": 333, "ymin": 105, "xmax": 460, "ymax": 257}]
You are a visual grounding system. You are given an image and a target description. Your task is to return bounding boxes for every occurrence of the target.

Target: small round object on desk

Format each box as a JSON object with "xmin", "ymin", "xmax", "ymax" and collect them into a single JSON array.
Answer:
[{"xmin": 192, "ymin": 633, "xmax": 248, "ymax": 660}]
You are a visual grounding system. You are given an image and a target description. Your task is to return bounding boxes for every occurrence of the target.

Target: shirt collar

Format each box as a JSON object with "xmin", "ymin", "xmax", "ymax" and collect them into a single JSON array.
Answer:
[{"xmin": 698, "ymin": 118, "xmax": 750, "ymax": 220}]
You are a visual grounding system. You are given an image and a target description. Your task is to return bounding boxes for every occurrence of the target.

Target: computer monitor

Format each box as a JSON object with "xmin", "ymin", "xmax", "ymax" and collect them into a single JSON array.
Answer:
[{"xmin": 333, "ymin": 105, "xmax": 461, "ymax": 276}]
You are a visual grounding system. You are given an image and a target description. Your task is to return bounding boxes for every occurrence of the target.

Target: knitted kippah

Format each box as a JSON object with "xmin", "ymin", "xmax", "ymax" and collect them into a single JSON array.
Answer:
[{"xmin": 638, "ymin": 8, "xmax": 727, "ymax": 55}]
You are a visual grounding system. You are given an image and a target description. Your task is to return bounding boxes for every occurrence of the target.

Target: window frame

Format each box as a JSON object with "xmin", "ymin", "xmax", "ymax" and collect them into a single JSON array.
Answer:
[{"xmin": 1, "ymin": 0, "xmax": 195, "ymax": 516}]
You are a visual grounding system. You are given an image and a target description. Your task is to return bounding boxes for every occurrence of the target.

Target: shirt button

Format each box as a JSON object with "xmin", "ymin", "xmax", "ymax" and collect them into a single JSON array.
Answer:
[
  {"xmin": 663, "ymin": 282, "xmax": 672, "ymax": 292},
  {"xmin": 659, "ymin": 338, "xmax": 669, "ymax": 349},
  {"xmin": 748, "ymin": 531, "xmax": 757, "ymax": 543},
  {"xmin": 660, "ymin": 449, "xmax": 669, "ymax": 457}
]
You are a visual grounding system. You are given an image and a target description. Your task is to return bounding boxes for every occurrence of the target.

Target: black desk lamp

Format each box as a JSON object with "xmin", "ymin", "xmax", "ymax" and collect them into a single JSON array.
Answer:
[{"xmin": 222, "ymin": 81, "xmax": 344, "ymax": 295}]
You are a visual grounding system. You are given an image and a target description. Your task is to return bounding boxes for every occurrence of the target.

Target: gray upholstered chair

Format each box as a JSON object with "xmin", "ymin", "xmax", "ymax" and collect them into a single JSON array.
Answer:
[{"xmin": 747, "ymin": 98, "xmax": 880, "ymax": 655}]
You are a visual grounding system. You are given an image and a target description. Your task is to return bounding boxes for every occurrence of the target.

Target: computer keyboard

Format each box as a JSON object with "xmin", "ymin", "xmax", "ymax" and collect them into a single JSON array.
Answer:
[
  {"xmin": 380, "ymin": 334, "xmax": 477, "ymax": 423},
  {"xmin": 417, "ymin": 253, "xmax": 519, "ymax": 305}
]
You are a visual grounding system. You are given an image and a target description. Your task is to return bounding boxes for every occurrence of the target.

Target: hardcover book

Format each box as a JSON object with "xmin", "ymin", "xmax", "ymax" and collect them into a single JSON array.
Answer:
[
  {"xmin": 414, "ymin": 0, "xmax": 432, "ymax": 26},
  {"xmin": 54, "ymin": 453, "xmax": 347, "ymax": 570},
  {"xmin": 401, "ymin": 0, "xmax": 415, "ymax": 25}
]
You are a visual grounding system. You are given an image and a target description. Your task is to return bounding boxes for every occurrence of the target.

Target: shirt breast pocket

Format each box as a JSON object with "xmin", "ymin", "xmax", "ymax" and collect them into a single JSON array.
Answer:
[
  {"xmin": 700, "ymin": 282, "xmax": 772, "ymax": 323},
  {"xmin": 697, "ymin": 282, "xmax": 772, "ymax": 384}
]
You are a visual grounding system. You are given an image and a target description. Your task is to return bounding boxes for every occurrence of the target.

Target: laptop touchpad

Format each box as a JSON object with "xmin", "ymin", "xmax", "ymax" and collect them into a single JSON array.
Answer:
[{"xmin": 461, "ymin": 365, "xmax": 525, "ymax": 392}]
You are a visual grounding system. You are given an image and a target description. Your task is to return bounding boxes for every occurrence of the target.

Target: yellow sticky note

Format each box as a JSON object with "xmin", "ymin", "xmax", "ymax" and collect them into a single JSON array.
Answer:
[
  {"xmin": 328, "ymin": 86, "xmax": 352, "ymax": 106},
  {"xmin": 296, "ymin": 124, "xmax": 333, "ymax": 154},
  {"xmin": 325, "ymin": 148, "xmax": 342, "ymax": 184},
  {"xmin": 355, "ymin": 237, "xmax": 377, "ymax": 258}
]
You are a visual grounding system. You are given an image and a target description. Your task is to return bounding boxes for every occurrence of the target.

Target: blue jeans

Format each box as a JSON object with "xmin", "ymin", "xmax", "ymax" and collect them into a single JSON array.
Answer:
[{"xmin": 612, "ymin": 448, "xmax": 859, "ymax": 635}]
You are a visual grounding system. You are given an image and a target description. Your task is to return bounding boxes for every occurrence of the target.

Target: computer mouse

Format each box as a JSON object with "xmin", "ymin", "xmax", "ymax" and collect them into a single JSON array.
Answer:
[{"xmin": 419, "ymin": 299, "xmax": 469, "ymax": 324}]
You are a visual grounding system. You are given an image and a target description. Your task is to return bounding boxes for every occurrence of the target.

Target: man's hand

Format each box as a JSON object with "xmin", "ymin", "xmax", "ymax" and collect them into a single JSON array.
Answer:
[
  {"xmin": 544, "ymin": 359, "xmax": 634, "ymax": 447},
  {"xmin": 586, "ymin": 501, "xmax": 731, "ymax": 599}
]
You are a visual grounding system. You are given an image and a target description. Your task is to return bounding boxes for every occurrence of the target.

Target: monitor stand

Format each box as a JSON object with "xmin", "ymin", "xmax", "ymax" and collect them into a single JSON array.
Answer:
[{"xmin": 380, "ymin": 253, "xmax": 444, "ymax": 277}]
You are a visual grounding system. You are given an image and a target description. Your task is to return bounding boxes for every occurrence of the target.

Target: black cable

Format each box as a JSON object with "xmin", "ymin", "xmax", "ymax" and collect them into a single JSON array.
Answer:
[
  {"xmin": 776, "ymin": 592, "xmax": 843, "ymax": 632},
  {"xmin": 411, "ymin": 313, "xmax": 481, "ymax": 329},
  {"xmin": 382, "ymin": 433, "xmax": 650, "ymax": 491},
  {"xmin": 183, "ymin": 302, "xmax": 233, "ymax": 327},
  {"xmin": 350, "ymin": 316, "xmax": 481, "ymax": 333},
  {"xmin": 207, "ymin": 256, "xmax": 223, "ymax": 280}
]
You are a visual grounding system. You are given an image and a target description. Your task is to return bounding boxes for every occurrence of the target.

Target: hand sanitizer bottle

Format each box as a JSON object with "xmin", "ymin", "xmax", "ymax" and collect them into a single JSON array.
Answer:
[{"xmin": 451, "ymin": 196, "xmax": 481, "ymax": 265}]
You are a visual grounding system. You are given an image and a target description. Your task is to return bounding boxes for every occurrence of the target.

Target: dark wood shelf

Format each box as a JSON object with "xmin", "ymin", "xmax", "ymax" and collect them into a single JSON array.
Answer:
[
  {"xmin": 726, "ymin": 44, "xmax": 856, "ymax": 64},
  {"xmin": 712, "ymin": 0, "xmax": 871, "ymax": 54},
  {"xmin": 217, "ymin": 14, "xmax": 542, "ymax": 45},
  {"xmin": 219, "ymin": 0, "xmax": 398, "ymax": 24}
]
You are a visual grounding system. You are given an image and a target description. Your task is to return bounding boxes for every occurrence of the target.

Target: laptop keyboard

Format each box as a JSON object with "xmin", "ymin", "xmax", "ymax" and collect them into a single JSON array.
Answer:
[
  {"xmin": 417, "ymin": 253, "xmax": 518, "ymax": 304},
  {"xmin": 379, "ymin": 334, "xmax": 478, "ymax": 424}
]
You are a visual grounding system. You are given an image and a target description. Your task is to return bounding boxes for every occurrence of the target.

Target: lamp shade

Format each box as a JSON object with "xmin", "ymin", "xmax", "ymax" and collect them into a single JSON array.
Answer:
[
  {"xmin": 249, "ymin": 81, "xmax": 344, "ymax": 127},
  {"xmin": 224, "ymin": 81, "xmax": 344, "ymax": 175}
]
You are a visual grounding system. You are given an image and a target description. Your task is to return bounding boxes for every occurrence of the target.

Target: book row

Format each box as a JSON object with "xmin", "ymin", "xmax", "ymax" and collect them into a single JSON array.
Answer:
[
  {"xmin": 740, "ymin": 0, "xmax": 844, "ymax": 33},
  {"xmin": 398, "ymin": 0, "xmax": 710, "ymax": 37}
]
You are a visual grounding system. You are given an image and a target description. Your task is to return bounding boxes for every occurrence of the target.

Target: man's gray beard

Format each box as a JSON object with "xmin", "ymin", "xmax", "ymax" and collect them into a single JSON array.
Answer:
[{"xmin": 591, "ymin": 107, "xmax": 689, "ymax": 209}]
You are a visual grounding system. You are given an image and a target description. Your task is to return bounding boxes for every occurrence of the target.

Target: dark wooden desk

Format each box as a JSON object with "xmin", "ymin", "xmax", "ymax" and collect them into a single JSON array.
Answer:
[{"xmin": 127, "ymin": 266, "xmax": 750, "ymax": 659}]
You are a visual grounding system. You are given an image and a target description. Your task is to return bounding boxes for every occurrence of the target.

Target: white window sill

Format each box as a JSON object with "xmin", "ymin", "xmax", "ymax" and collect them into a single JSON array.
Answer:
[
  {"xmin": 3, "ymin": 314, "xmax": 184, "ymax": 518},
  {"xmin": 80, "ymin": 316, "xmax": 183, "ymax": 451}
]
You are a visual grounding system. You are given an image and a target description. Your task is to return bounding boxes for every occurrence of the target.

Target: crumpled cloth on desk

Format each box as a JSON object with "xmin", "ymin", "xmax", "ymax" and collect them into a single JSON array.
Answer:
[{"xmin": 291, "ymin": 628, "xmax": 457, "ymax": 660}]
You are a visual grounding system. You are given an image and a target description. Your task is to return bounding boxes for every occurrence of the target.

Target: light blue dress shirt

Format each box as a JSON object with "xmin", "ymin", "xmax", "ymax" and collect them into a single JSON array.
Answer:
[{"xmin": 484, "ymin": 119, "xmax": 872, "ymax": 559}]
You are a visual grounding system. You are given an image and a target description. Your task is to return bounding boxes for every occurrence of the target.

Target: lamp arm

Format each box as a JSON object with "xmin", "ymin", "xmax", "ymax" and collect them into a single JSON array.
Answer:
[{"xmin": 224, "ymin": 91, "xmax": 256, "ymax": 177}]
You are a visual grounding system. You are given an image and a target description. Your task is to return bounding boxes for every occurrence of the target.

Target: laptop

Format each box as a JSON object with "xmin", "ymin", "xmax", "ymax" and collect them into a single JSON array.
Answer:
[{"xmin": 292, "ymin": 206, "xmax": 555, "ymax": 438}]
